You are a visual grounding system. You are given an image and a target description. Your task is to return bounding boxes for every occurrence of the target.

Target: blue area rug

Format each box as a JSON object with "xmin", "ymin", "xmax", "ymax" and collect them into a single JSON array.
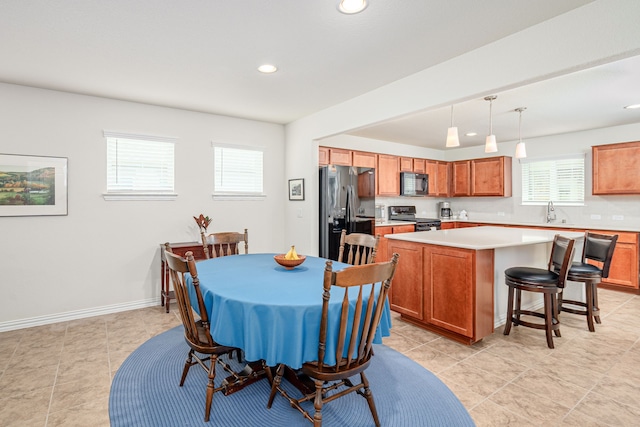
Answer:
[{"xmin": 109, "ymin": 326, "xmax": 474, "ymax": 426}]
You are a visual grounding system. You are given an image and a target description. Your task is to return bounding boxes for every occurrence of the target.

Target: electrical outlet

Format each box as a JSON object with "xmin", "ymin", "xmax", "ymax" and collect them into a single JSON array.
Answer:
[
  {"xmin": 612, "ymin": 215, "xmax": 624, "ymax": 220},
  {"xmin": 497, "ymin": 212, "xmax": 505, "ymax": 216},
  {"xmin": 590, "ymin": 214, "xmax": 601, "ymax": 220}
]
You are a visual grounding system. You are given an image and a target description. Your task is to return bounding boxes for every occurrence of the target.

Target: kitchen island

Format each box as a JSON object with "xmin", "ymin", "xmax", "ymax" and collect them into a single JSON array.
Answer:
[{"xmin": 385, "ymin": 226, "xmax": 583, "ymax": 344}]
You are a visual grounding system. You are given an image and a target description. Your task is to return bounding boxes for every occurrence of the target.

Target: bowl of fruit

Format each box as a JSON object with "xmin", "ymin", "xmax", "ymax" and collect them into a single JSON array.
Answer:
[{"xmin": 274, "ymin": 246, "xmax": 306, "ymax": 270}]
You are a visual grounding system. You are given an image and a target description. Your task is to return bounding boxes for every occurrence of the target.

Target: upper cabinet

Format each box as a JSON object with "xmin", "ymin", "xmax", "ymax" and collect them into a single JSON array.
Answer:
[
  {"xmin": 399, "ymin": 157, "xmax": 414, "ymax": 172},
  {"xmin": 352, "ymin": 150, "xmax": 376, "ymax": 168},
  {"xmin": 452, "ymin": 156, "xmax": 512, "ymax": 197},
  {"xmin": 413, "ymin": 158, "xmax": 426, "ymax": 173},
  {"xmin": 426, "ymin": 160, "xmax": 450, "ymax": 197},
  {"xmin": 592, "ymin": 141, "xmax": 640, "ymax": 195},
  {"xmin": 376, "ymin": 154, "xmax": 400, "ymax": 196},
  {"xmin": 318, "ymin": 146, "xmax": 329, "ymax": 165},
  {"xmin": 327, "ymin": 148, "xmax": 351, "ymax": 166},
  {"xmin": 471, "ymin": 156, "xmax": 512, "ymax": 197}
]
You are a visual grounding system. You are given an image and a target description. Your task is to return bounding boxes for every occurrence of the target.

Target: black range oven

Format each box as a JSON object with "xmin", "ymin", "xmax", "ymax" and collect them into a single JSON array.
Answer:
[{"xmin": 388, "ymin": 206, "xmax": 441, "ymax": 231}]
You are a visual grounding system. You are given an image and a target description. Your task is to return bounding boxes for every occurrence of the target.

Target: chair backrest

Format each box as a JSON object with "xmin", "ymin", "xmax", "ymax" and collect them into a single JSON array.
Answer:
[
  {"xmin": 163, "ymin": 244, "xmax": 213, "ymax": 347},
  {"xmin": 337, "ymin": 229, "xmax": 380, "ymax": 265},
  {"xmin": 582, "ymin": 231, "xmax": 618, "ymax": 278},
  {"xmin": 200, "ymin": 229, "xmax": 249, "ymax": 259},
  {"xmin": 548, "ymin": 235, "xmax": 576, "ymax": 288},
  {"xmin": 317, "ymin": 253, "xmax": 399, "ymax": 372}
]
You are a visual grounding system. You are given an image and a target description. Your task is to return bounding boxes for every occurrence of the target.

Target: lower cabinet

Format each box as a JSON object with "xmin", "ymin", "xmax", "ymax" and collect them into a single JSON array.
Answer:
[
  {"xmin": 387, "ymin": 239, "xmax": 494, "ymax": 344},
  {"xmin": 589, "ymin": 230, "xmax": 639, "ymax": 290},
  {"xmin": 375, "ymin": 224, "xmax": 415, "ymax": 263}
]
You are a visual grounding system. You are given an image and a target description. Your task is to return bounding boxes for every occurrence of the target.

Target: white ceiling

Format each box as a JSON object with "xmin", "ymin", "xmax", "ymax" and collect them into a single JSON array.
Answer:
[{"xmin": 3, "ymin": 0, "xmax": 638, "ymax": 150}]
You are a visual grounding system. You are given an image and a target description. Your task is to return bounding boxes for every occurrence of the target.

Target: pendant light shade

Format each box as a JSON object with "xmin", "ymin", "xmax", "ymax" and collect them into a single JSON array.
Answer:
[
  {"xmin": 484, "ymin": 96, "xmax": 498, "ymax": 153},
  {"xmin": 445, "ymin": 105, "xmax": 460, "ymax": 147},
  {"xmin": 515, "ymin": 107, "xmax": 527, "ymax": 159}
]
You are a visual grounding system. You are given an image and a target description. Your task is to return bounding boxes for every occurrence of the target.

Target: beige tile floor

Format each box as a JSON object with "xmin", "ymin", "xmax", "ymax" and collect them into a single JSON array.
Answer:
[{"xmin": 1, "ymin": 288, "xmax": 639, "ymax": 426}]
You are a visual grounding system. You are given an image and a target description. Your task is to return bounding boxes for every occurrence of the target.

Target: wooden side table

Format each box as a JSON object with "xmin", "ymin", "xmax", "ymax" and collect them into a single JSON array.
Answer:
[{"xmin": 159, "ymin": 241, "xmax": 211, "ymax": 313}]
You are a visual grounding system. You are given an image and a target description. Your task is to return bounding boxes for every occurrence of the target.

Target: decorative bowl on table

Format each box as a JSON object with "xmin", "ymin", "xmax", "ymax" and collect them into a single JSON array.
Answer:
[{"xmin": 274, "ymin": 254, "xmax": 306, "ymax": 270}]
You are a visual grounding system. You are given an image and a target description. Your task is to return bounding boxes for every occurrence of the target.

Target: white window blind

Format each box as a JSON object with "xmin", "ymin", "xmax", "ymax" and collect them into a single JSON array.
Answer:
[
  {"xmin": 213, "ymin": 145, "xmax": 264, "ymax": 196},
  {"xmin": 104, "ymin": 131, "xmax": 176, "ymax": 197},
  {"xmin": 521, "ymin": 155, "xmax": 585, "ymax": 205}
]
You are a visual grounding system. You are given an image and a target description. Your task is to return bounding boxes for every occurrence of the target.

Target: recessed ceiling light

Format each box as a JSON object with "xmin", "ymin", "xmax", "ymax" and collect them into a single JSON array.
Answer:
[
  {"xmin": 258, "ymin": 64, "xmax": 278, "ymax": 74},
  {"xmin": 337, "ymin": 0, "xmax": 368, "ymax": 14},
  {"xmin": 624, "ymin": 104, "xmax": 640, "ymax": 109},
  {"xmin": 465, "ymin": 132, "xmax": 477, "ymax": 137}
]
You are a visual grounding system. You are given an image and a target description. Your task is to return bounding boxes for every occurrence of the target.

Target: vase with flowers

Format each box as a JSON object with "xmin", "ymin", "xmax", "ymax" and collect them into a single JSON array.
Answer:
[{"xmin": 194, "ymin": 214, "xmax": 213, "ymax": 258}]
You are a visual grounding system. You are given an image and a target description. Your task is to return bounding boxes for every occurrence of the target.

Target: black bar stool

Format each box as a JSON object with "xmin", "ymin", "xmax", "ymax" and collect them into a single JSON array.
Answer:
[
  {"xmin": 503, "ymin": 235, "xmax": 576, "ymax": 349},
  {"xmin": 559, "ymin": 231, "xmax": 618, "ymax": 332}
]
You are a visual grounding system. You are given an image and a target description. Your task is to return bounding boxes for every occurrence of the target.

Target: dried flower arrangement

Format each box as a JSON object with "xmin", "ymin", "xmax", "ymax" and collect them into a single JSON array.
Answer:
[{"xmin": 193, "ymin": 214, "xmax": 212, "ymax": 233}]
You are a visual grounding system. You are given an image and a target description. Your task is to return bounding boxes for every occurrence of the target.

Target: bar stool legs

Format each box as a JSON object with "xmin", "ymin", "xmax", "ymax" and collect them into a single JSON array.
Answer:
[{"xmin": 504, "ymin": 284, "xmax": 562, "ymax": 349}]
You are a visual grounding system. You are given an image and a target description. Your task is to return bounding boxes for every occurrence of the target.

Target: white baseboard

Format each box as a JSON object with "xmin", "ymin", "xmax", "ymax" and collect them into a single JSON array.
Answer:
[{"xmin": 0, "ymin": 298, "xmax": 161, "ymax": 332}]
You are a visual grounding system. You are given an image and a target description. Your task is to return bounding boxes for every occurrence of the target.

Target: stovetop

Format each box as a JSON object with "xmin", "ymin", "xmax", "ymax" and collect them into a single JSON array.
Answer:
[{"xmin": 388, "ymin": 206, "xmax": 441, "ymax": 225}]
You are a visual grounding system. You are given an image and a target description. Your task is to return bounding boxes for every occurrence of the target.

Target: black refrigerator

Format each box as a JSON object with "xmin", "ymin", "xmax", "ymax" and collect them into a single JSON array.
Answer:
[{"xmin": 319, "ymin": 165, "xmax": 375, "ymax": 260}]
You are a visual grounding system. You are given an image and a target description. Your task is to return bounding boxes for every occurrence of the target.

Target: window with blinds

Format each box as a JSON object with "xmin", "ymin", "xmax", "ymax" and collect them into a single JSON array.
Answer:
[
  {"xmin": 104, "ymin": 131, "xmax": 176, "ymax": 199},
  {"xmin": 213, "ymin": 145, "xmax": 264, "ymax": 198},
  {"xmin": 521, "ymin": 155, "xmax": 585, "ymax": 205}
]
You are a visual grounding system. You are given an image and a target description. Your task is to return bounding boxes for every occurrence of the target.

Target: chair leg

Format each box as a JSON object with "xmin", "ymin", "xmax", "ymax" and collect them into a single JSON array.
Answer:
[
  {"xmin": 266, "ymin": 364, "xmax": 284, "ymax": 409},
  {"xmin": 503, "ymin": 285, "xmax": 514, "ymax": 336},
  {"xmin": 360, "ymin": 372, "xmax": 381, "ymax": 427},
  {"xmin": 515, "ymin": 288, "xmax": 522, "ymax": 324},
  {"xmin": 312, "ymin": 379, "xmax": 324, "ymax": 427},
  {"xmin": 543, "ymin": 293, "xmax": 555, "ymax": 349},
  {"xmin": 593, "ymin": 281, "xmax": 602, "ymax": 324},
  {"xmin": 180, "ymin": 349, "xmax": 195, "ymax": 386},
  {"xmin": 204, "ymin": 355, "xmax": 218, "ymax": 422},
  {"xmin": 552, "ymin": 292, "xmax": 561, "ymax": 338},
  {"xmin": 585, "ymin": 281, "xmax": 596, "ymax": 332}
]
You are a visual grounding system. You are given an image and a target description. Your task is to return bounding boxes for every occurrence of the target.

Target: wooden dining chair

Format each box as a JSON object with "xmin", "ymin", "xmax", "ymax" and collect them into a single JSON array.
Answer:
[
  {"xmin": 559, "ymin": 231, "xmax": 618, "ymax": 332},
  {"xmin": 503, "ymin": 235, "xmax": 575, "ymax": 349},
  {"xmin": 267, "ymin": 253, "xmax": 400, "ymax": 427},
  {"xmin": 200, "ymin": 229, "xmax": 248, "ymax": 259},
  {"xmin": 337, "ymin": 229, "xmax": 380, "ymax": 265},
  {"xmin": 163, "ymin": 245, "xmax": 268, "ymax": 422}
]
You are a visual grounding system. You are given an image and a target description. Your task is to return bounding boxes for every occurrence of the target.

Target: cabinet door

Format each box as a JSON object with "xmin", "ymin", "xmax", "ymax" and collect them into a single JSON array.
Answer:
[
  {"xmin": 436, "ymin": 161, "xmax": 451, "ymax": 196},
  {"xmin": 451, "ymin": 160, "xmax": 471, "ymax": 196},
  {"xmin": 440, "ymin": 222, "xmax": 455, "ymax": 230},
  {"xmin": 471, "ymin": 156, "xmax": 512, "ymax": 197},
  {"xmin": 392, "ymin": 224, "xmax": 416, "ymax": 233},
  {"xmin": 318, "ymin": 147, "xmax": 329, "ymax": 165},
  {"xmin": 387, "ymin": 239, "xmax": 424, "ymax": 319},
  {"xmin": 352, "ymin": 150, "xmax": 376, "ymax": 168},
  {"xmin": 425, "ymin": 161, "xmax": 438, "ymax": 196},
  {"xmin": 589, "ymin": 230, "xmax": 639, "ymax": 289},
  {"xmin": 329, "ymin": 148, "xmax": 351, "ymax": 166},
  {"xmin": 413, "ymin": 159, "xmax": 426, "ymax": 173},
  {"xmin": 400, "ymin": 157, "xmax": 413, "ymax": 172},
  {"xmin": 374, "ymin": 226, "xmax": 393, "ymax": 265},
  {"xmin": 376, "ymin": 154, "xmax": 399, "ymax": 196},
  {"xmin": 423, "ymin": 245, "xmax": 474, "ymax": 337},
  {"xmin": 357, "ymin": 169, "xmax": 375, "ymax": 198},
  {"xmin": 592, "ymin": 141, "xmax": 640, "ymax": 194}
]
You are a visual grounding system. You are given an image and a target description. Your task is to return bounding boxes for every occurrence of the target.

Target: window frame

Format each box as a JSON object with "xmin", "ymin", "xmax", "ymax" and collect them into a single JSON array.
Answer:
[
  {"xmin": 520, "ymin": 153, "xmax": 585, "ymax": 207},
  {"xmin": 103, "ymin": 131, "xmax": 177, "ymax": 201},
  {"xmin": 212, "ymin": 142, "xmax": 266, "ymax": 201}
]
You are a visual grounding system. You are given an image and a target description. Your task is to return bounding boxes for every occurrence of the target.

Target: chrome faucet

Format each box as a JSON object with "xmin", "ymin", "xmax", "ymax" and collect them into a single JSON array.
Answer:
[{"xmin": 546, "ymin": 201, "xmax": 556, "ymax": 223}]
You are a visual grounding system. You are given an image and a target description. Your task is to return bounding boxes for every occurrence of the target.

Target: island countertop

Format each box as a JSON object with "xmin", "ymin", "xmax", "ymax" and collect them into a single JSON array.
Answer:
[{"xmin": 385, "ymin": 226, "xmax": 584, "ymax": 250}]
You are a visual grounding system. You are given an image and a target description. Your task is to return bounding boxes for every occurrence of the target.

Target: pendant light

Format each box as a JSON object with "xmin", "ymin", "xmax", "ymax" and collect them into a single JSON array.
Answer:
[
  {"xmin": 445, "ymin": 105, "xmax": 460, "ymax": 147},
  {"xmin": 514, "ymin": 107, "xmax": 527, "ymax": 159},
  {"xmin": 484, "ymin": 95, "xmax": 498, "ymax": 153}
]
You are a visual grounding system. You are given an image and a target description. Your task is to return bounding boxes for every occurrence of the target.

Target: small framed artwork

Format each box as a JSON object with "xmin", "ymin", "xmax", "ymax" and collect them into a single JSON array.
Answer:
[
  {"xmin": 0, "ymin": 153, "xmax": 68, "ymax": 217},
  {"xmin": 288, "ymin": 178, "xmax": 305, "ymax": 201}
]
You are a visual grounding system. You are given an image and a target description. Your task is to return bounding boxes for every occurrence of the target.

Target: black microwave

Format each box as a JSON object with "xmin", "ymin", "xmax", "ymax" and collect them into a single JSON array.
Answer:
[{"xmin": 400, "ymin": 172, "xmax": 429, "ymax": 196}]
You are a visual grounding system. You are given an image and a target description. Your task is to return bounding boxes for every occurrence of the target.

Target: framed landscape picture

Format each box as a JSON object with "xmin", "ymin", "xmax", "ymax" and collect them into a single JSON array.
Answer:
[
  {"xmin": 288, "ymin": 178, "xmax": 304, "ymax": 201},
  {"xmin": 0, "ymin": 154, "xmax": 68, "ymax": 216}
]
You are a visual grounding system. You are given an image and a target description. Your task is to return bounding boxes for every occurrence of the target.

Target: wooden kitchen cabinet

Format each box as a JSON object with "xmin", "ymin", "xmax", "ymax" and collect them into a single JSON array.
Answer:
[
  {"xmin": 376, "ymin": 154, "xmax": 400, "ymax": 196},
  {"xmin": 589, "ymin": 230, "xmax": 639, "ymax": 290},
  {"xmin": 471, "ymin": 156, "xmax": 512, "ymax": 197},
  {"xmin": 387, "ymin": 239, "xmax": 494, "ymax": 344},
  {"xmin": 451, "ymin": 160, "xmax": 471, "ymax": 196},
  {"xmin": 357, "ymin": 168, "xmax": 375, "ymax": 198},
  {"xmin": 318, "ymin": 146, "xmax": 329, "ymax": 165},
  {"xmin": 425, "ymin": 160, "xmax": 451, "ymax": 197},
  {"xmin": 375, "ymin": 224, "xmax": 415, "ymax": 263},
  {"xmin": 400, "ymin": 157, "xmax": 414, "ymax": 172},
  {"xmin": 592, "ymin": 141, "xmax": 640, "ymax": 194},
  {"xmin": 413, "ymin": 158, "xmax": 426, "ymax": 173},
  {"xmin": 352, "ymin": 150, "xmax": 376, "ymax": 168},
  {"xmin": 440, "ymin": 222, "xmax": 455, "ymax": 230},
  {"xmin": 328, "ymin": 148, "xmax": 351, "ymax": 166}
]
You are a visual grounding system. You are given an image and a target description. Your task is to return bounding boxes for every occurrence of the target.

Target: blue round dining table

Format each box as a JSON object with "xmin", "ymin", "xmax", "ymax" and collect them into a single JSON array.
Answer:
[{"xmin": 186, "ymin": 253, "xmax": 392, "ymax": 369}]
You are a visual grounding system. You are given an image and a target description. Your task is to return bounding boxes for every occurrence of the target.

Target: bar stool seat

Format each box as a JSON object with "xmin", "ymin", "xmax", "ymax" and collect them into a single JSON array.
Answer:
[{"xmin": 503, "ymin": 235, "xmax": 575, "ymax": 349}]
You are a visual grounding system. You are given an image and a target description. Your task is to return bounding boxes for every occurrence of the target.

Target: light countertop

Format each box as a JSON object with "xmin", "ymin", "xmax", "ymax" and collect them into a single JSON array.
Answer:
[
  {"xmin": 385, "ymin": 226, "xmax": 584, "ymax": 250},
  {"xmin": 374, "ymin": 220, "xmax": 415, "ymax": 227},
  {"xmin": 440, "ymin": 218, "xmax": 640, "ymax": 233}
]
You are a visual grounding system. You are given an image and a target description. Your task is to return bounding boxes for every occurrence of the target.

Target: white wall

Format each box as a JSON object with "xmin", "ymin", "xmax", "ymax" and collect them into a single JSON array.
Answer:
[
  {"xmin": 0, "ymin": 83, "xmax": 286, "ymax": 330},
  {"xmin": 284, "ymin": 1, "xmax": 640, "ymax": 255}
]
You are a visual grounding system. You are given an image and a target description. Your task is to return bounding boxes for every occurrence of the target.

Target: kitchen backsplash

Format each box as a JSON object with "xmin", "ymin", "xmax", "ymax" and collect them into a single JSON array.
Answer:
[{"xmin": 376, "ymin": 195, "xmax": 639, "ymax": 231}]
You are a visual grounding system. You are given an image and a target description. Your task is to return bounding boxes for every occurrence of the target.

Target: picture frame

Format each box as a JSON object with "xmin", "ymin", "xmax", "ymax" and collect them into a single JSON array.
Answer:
[
  {"xmin": 288, "ymin": 178, "xmax": 305, "ymax": 201},
  {"xmin": 0, "ymin": 153, "xmax": 68, "ymax": 217}
]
